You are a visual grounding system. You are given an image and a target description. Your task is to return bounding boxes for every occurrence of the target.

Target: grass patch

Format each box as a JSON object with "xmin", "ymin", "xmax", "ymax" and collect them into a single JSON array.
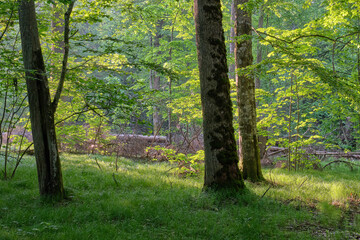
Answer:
[{"xmin": 0, "ymin": 154, "xmax": 359, "ymax": 239}]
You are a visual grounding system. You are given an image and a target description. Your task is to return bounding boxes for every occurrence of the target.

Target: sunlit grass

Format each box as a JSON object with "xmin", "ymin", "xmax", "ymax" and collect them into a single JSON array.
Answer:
[
  {"xmin": 0, "ymin": 154, "xmax": 359, "ymax": 239},
  {"xmin": 258, "ymin": 166, "xmax": 360, "ymax": 205}
]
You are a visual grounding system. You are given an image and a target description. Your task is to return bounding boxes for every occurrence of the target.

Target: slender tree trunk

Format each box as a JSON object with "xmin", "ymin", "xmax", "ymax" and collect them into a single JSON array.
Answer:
[
  {"xmin": 255, "ymin": 7, "xmax": 267, "ymax": 159},
  {"xmin": 18, "ymin": 0, "xmax": 64, "ymax": 199},
  {"xmin": 295, "ymin": 75, "xmax": 300, "ymax": 171},
  {"xmin": 152, "ymin": 20, "xmax": 164, "ymax": 135},
  {"xmin": 357, "ymin": 29, "xmax": 360, "ymax": 150},
  {"xmin": 235, "ymin": 0, "xmax": 264, "ymax": 182},
  {"xmin": 229, "ymin": 0, "xmax": 236, "ymax": 79},
  {"xmin": 288, "ymin": 74, "xmax": 293, "ymax": 171},
  {"xmin": 168, "ymin": 24, "xmax": 175, "ymax": 144},
  {"xmin": 194, "ymin": 0, "xmax": 244, "ymax": 190}
]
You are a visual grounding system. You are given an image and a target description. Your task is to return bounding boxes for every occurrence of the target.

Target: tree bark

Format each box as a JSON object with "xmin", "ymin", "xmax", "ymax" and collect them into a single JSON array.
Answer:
[
  {"xmin": 18, "ymin": 0, "xmax": 64, "ymax": 199},
  {"xmin": 234, "ymin": 0, "xmax": 264, "ymax": 182},
  {"xmin": 194, "ymin": 0, "xmax": 244, "ymax": 190}
]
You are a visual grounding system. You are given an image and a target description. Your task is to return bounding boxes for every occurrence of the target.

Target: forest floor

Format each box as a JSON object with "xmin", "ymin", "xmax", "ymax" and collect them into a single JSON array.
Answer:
[{"xmin": 0, "ymin": 153, "xmax": 359, "ymax": 240}]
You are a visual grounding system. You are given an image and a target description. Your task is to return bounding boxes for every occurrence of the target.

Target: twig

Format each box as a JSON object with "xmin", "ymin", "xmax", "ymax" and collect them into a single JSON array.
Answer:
[
  {"xmin": 55, "ymin": 108, "xmax": 94, "ymax": 125},
  {"xmin": 0, "ymin": 6, "xmax": 14, "ymax": 41},
  {"xmin": 94, "ymin": 157, "xmax": 102, "ymax": 171},
  {"xmin": 260, "ymin": 186, "xmax": 272, "ymax": 200},
  {"xmin": 298, "ymin": 178, "xmax": 308, "ymax": 189},
  {"xmin": 112, "ymin": 173, "xmax": 119, "ymax": 187},
  {"xmin": 11, "ymin": 142, "xmax": 34, "ymax": 178}
]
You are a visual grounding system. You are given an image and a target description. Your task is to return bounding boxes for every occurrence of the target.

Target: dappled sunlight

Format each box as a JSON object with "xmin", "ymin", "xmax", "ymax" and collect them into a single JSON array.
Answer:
[
  {"xmin": 60, "ymin": 154, "xmax": 203, "ymax": 194},
  {"xmin": 1, "ymin": 154, "xmax": 360, "ymax": 239},
  {"xmin": 261, "ymin": 168, "xmax": 360, "ymax": 205}
]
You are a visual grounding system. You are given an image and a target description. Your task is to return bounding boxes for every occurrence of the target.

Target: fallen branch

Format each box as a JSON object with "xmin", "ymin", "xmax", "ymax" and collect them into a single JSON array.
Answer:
[
  {"xmin": 260, "ymin": 186, "xmax": 272, "ymax": 200},
  {"xmin": 298, "ymin": 178, "xmax": 308, "ymax": 189},
  {"xmin": 94, "ymin": 157, "xmax": 102, "ymax": 171},
  {"xmin": 266, "ymin": 146, "xmax": 360, "ymax": 160},
  {"xmin": 323, "ymin": 160, "xmax": 360, "ymax": 170}
]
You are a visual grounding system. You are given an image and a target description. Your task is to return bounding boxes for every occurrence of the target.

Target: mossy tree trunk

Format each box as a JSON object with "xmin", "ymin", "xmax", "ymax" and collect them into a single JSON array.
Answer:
[
  {"xmin": 194, "ymin": 0, "xmax": 244, "ymax": 190},
  {"xmin": 19, "ymin": 0, "xmax": 64, "ymax": 199},
  {"xmin": 234, "ymin": 0, "xmax": 264, "ymax": 182}
]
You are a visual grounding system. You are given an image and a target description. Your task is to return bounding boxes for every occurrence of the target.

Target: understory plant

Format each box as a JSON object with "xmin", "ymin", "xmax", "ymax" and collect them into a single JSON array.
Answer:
[{"xmin": 145, "ymin": 145, "xmax": 203, "ymax": 176}]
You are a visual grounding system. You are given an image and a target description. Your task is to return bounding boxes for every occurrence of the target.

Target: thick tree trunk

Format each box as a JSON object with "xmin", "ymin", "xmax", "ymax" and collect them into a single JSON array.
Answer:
[
  {"xmin": 19, "ymin": 0, "xmax": 64, "ymax": 199},
  {"xmin": 194, "ymin": 0, "xmax": 244, "ymax": 190},
  {"xmin": 234, "ymin": 0, "xmax": 264, "ymax": 182}
]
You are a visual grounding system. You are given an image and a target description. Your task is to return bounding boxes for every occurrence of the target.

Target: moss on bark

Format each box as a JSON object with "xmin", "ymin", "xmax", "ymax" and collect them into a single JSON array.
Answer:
[{"xmin": 195, "ymin": 0, "xmax": 245, "ymax": 190}]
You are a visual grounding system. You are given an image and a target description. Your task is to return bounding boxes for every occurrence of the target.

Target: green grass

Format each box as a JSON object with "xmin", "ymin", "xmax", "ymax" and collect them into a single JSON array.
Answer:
[{"xmin": 0, "ymin": 154, "xmax": 359, "ymax": 239}]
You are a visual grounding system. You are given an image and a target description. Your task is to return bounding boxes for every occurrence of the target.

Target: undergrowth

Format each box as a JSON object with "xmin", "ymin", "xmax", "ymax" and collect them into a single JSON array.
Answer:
[{"xmin": 0, "ymin": 154, "xmax": 359, "ymax": 239}]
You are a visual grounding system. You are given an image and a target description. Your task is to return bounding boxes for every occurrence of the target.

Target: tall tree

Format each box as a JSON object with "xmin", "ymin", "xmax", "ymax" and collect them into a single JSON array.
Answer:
[
  {"xmin": 152, "ymin": 20, "xmax": 164, "ymax": 136},
  {"xmin": 255, "ymin": 6, "xmax": 267, "ymax": 160},
  {"xmin": 18, "ymin": 0, "xmax": 74, "ymax": 199},
  {"xmin": 234, "ymin": 0, "xmax": 264, "ymax": 182},
  {"xmin": 194, "ymin": 0, "xmax": 244, "ymax": 190}
]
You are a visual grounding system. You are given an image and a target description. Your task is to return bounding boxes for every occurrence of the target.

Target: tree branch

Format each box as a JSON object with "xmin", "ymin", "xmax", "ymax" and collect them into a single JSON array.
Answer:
[
  {"xmin": 55, "ymin": 108, "xmax": 91, "ymax": 126},
  {"xmin": 51, "ymin": 1, "xmax": 75, "ymax": 113},
  {"xmin": 0, "ymin": 6, "xmax": 14, "ymax": 42}
]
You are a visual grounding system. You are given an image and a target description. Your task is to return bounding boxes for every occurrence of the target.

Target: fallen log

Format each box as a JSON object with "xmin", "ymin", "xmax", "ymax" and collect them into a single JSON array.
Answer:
[{"xmin": 266, "ymin": 146, "xmax": 360, "ymax": 160}]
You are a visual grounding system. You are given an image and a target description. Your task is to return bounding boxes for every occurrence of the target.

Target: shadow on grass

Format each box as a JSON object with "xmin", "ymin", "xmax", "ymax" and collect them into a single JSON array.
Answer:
[{"xmin": 1, "ymin": 154, "xmax": 358, "ymax": 239}]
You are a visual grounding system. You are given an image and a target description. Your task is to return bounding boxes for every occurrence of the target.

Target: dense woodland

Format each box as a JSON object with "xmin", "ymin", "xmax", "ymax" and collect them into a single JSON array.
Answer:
[{"xmin": 0, "ymin": 0, "xmax": 360, "ymax": 239}]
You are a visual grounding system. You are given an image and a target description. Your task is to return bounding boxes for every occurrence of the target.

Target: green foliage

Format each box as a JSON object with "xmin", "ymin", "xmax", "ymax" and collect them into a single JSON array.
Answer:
[
  {"xmin": 254, "ymin": 0, "xmax": 360, "ymax": 154},
  {"xmin": 146, "ymin": 146, "xmax": 203, "ymax": 176},
  {"xmin": 0, "ymin": 2, "xmax": 30, "ymax": 179}
]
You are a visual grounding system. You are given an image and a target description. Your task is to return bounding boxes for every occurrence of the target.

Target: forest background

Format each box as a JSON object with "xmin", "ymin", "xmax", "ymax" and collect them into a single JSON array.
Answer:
[
  {"xmin": 1, "ymin": 0, "xmax": 360, "ymax": 182},
  {"xmin": 1, "ymin": 0, "xmax": 360, "ymax": 239}
]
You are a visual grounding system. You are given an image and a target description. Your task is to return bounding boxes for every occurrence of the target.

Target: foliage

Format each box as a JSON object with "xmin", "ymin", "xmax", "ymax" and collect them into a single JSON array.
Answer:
[
  {"xmin": 145, "ymin": 145, "xmax": 203, "ymax": 177},
  {"xmin": 0, "ymin": 0, "xmax": 30, "ymax": 179},
  {"xmin": 250, "ymin": 0, "xmax": 360, "ymax": 159},
  {"xmin": 1, "ymin": 0, "xmax": 360, "ymax": 188}
]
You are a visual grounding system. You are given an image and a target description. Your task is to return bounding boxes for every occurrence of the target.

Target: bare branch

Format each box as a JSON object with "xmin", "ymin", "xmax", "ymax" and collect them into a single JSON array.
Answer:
[
  {"xmin": 0, "ymin": 6, "xmax": 14, "ymax": 42},
  {"xmin": 55, "ymin": 109, "xmax": 91, "ymax": 126},
  {"xmin": 52, "ymin": 1, "xmax": 76, "ymax": 113}
]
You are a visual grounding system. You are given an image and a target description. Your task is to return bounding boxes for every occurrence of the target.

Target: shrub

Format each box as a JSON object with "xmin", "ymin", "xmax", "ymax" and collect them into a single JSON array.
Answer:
[{"xmin": 145, "ymin": 145, "xmax": 203, "ymax": 177}]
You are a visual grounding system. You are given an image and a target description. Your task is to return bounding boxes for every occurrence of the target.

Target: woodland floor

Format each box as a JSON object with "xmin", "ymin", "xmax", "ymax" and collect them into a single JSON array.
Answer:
[{"xmin": 0, "ymin": 154, "xmax": 359, "ymax": 240}]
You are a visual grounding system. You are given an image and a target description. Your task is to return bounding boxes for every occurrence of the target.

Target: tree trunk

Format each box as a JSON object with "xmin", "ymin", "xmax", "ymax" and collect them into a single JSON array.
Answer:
[
  {"xmin": 18, "ymin": 0, "xmax": 64, "ymax": 200},
  {"xmin": 234, "ymin": 0, "xmax": 264, "ymax": 182},
  {"xmin": 152, "ymin": 20, "xmax": 164, "ymax": 136},
  {"xmin": 255, "ymin": 7, "xmax": 267, "ymax": 159},
  {"xmin": 229, "ymin": 0, "xmax": 236, "ymax": 79},
  {"xmin": 194, "ymin": 0, "xmax": 244, "ymax": 190}
]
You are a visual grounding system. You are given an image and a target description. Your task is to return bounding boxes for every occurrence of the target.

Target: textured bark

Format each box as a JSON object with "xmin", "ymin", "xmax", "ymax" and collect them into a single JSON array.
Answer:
[
  {"xmin": 194, "ymin": 0, "xmax": 244, "ymax": 190},
  {"xmin": 235, "ymin": 0, "xmax": 264, "ymax": 182},
  {"xmin": 19, "ymin": 0, "xmax": 64, "ymax": 199}
]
